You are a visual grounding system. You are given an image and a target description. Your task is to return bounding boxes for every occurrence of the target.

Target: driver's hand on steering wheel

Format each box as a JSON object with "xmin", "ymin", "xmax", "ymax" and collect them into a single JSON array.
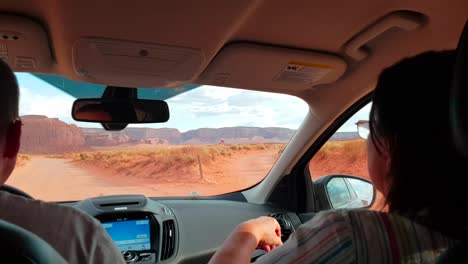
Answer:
[{"xmin": 236, "ymin": 216, "xmax": 283, "ymax": 252}]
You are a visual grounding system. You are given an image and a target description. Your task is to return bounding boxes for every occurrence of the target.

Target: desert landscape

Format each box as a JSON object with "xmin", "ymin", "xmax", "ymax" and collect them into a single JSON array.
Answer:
[
  {"xmin": 7, "ymin": 115, "xmax": 372, "ymax": 203},
  {"xmin": 310, "ymin": 139, "xmax": 369, "ymax": 180},
  {"xmin": 9, "ymin": 144, "xmax": 284, "ymax": 201}
]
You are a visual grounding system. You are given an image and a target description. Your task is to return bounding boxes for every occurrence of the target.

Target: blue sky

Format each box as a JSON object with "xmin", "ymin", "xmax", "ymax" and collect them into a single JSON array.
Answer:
[
  {"xmin": 338, "ymin": 103, "xmax": 372, "ymax": 132},
  {"xmin": 16, "ymin": 73, "xmax": 309, "ymax": 132},
  {"xmin": 16, "ymin": 73, "xmax": 370, "ymax": 132}
]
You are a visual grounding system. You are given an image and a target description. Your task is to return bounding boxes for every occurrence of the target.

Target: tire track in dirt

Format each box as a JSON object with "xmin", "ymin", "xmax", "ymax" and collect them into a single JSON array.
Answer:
[
  {"xmin": 220, "ymin": 150, "xmax": 278, "ymax": 188},
  {"xmin": 7, "ymin": 157, "xmax": 158, "ymax": 201}
]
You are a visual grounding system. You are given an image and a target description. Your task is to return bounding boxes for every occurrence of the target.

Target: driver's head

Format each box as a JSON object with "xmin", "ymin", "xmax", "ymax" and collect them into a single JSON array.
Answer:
[{"xmin": 0, "ymin": 59, "xmax": 21, "ymax": 185}]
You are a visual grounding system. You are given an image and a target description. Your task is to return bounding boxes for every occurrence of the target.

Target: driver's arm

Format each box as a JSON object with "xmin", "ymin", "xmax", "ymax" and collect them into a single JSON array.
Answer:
[
  {"xmin": 254, "ymin": 210, "xmax": 354, "ymax": 264},
  {"xmin": 208, "ymin": 217, "xmax": 282, "ymax": 264},
  {"xmin": 210, "ymin": 210, "xmax": 353, "ymax": 264}
]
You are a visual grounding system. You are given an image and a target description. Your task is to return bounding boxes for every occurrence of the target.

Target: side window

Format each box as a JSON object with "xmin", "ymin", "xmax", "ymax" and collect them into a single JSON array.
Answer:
[
  {"xmin": 309, "ymin": 102, "xmax": 371, "ymax": 181},
  {"xmin": 309, "ymin": 102, "xmax": 381, "ymax": 210}
]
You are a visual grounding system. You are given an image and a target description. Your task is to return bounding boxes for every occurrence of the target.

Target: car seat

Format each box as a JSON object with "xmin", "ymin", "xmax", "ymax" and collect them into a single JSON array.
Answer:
[{"xmin": 0, "ymin": 219, "xmax": 66, "ymax": 263}]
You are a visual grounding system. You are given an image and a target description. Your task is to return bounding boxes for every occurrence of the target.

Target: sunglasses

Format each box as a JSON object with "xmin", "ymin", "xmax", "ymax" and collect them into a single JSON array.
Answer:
[{"xmin": 355, "ymin": 120, "xmax": 369, "ymax": 139}]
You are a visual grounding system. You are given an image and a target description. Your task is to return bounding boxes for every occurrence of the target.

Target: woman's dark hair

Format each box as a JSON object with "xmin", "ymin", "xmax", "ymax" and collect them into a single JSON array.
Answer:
[{"xmin": 369, "ymin": 50, "xmax": 467, "ymax": 239}]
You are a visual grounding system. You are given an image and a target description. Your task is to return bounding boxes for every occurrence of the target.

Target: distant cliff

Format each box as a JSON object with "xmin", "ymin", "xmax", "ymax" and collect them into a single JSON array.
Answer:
[
  {"xmin": 20, "ymin": 115, "xmax": 85, "ymax": 154},
  {"xmin": 181, "ymin": 127, "xmax": 295, "ymax": 144},
  {"xmin": 81, "ymin": 127, "xmax": 182, "ymax": 145},
  {"xmin": 82, "ymin": 126, "xmax": 295, "ymax": 145},
  {"xmin": 18, "ymin": 116, "xmax": 359, "ymax": 151},
  {"xmin": 80, "ymin": 127, "xmax": 358, "ymax": 146},
  {"xmin": 329, "ymin": 132, "xmax": 360, "ymax": 141}
]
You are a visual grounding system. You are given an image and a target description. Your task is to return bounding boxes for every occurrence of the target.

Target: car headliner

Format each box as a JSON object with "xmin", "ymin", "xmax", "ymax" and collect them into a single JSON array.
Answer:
[{"xmin": 1, "ymin": 1, "xmax": 466, "ymax": 96}]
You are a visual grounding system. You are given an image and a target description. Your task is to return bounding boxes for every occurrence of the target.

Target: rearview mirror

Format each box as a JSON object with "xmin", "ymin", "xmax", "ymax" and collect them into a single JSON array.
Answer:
[
  {"xmin": 313, "ymin": 175, "xmax": 375, "ymax": 210},
  {"xmin": 72, "ymin": 98, "xmax": 169, "ymax": 124}
]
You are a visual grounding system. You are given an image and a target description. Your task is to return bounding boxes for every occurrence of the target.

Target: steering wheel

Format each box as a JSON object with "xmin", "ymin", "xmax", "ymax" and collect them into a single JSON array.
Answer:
[{"xmin": 0, "ymin": 184, "xmax": 33, "ymax": 199}]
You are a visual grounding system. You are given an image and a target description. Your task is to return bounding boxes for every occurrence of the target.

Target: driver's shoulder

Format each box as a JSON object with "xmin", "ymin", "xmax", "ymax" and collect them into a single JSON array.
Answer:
[
  {"xmin": 0, "ymin": 192, "xmax": 99, "ymax": 229},
  {"xmin": 0, "ymin": 193, "xmax": 121, "ymax": 263}
]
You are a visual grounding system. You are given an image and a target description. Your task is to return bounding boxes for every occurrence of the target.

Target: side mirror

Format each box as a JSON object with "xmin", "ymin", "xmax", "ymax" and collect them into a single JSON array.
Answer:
[{"xmin": 314, "ymin": 175, "xmax": 375, "ymax": 210}]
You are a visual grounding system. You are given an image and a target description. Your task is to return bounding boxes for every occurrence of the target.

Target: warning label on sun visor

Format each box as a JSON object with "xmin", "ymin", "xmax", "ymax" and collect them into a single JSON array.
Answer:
[{"xmin": 274, "ymin": 62, "xmax": 333, "ymax": 84}]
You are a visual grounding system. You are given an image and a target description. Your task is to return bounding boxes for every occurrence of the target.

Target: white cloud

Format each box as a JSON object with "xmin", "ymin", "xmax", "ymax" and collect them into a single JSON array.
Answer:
[
  {"xmin": 165, "ymin": 86, "xmax": 309, "ymax": 130},
  {"xmin": 337, "ymin": 103, "xmax": 372, "ymax": 132},
  {"xmin": 17, "ymin": 73, "xmax": 310, "ymax": 132},
  {"xmin": 19, "ymin": 87, "xmax": 75, "ymax": 120},
  {"xmin": 199, "ymin": 85, "xmax": 243, "ymax": 100},
  {"xmin": 191, "ymin": 102, "xmax": 241, "ymax": 116},
  {"xmin": 170, "ymin": 85, "xmax": 242, "ymax": 103}
]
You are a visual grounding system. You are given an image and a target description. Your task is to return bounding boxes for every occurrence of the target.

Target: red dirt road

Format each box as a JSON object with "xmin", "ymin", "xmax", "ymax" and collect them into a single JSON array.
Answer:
[
  {"xmin": 6, "ymin": 151, "xmax": 278, "ymax": 201},
  {"xmin": 7, "ymin": 157, "xmax": 160, "ymax": 201}
]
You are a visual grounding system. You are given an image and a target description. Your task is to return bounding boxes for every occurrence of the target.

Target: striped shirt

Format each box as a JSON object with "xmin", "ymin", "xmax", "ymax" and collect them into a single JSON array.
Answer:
[{"xmin": 255, "ymin": 209, "xmax": 457, "ymax": 264}]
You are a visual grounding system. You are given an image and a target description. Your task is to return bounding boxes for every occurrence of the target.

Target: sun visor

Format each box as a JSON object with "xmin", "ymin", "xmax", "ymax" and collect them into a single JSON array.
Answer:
[
  {"xmin": 0, "ymin": 15, "xmax": 53, "ymax": 72},
  {"xmin": 198, "ymin": 43, "xmax": 346, "ymax": 92},
  {"xmin": 72, "ymin": 38, "xmax": 205, "ymax": 88}
]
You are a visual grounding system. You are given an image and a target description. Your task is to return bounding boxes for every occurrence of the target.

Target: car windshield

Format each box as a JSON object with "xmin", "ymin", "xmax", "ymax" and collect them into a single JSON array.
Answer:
[{"xmin": 7, "ymin": 73, "xmax": 308, "ymax": 201}]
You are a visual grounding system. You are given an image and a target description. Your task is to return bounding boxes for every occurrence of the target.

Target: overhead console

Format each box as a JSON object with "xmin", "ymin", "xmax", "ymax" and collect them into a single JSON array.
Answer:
[
  {"xmin": 0, "ymin": 14, "xmax": 53, "ymax": 72},
  {"xmin": 197, "ymin": 43, "xmax": 347, "ymax": 93},
  {"xmin": 72, "ymin": 38, "xmax": 205, "ymax": 88},
  {"xmin": 74, "ymin": 195, "xmax": 177, "ymax": 264}
]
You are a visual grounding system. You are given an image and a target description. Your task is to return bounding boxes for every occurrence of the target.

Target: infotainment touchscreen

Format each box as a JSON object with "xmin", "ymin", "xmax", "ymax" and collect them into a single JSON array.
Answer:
[{"xmin": 102, "ymin": 219, "xmax": 151, "ymax": 251}]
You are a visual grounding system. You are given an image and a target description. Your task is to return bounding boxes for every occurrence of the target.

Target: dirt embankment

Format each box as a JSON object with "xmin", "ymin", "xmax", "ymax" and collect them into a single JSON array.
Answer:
[
  {"xmin": 310, "ymin": 140, "xmax": 369, "ymax": 180},
  {"xmin": 50, "ymin": 144, "xmax": 285, "ymax": 183},
  {"xmin": 9, "ymin": 140, "xmax": 384, "ymax": 206},
  {"xmin": 16, "ymin": 154, "xmax": 31, "ymax": 167},
  {"xmin": 309, "ymin": 140, "xmax": 385, "ymax": 210},
  {"xmin": 9, "ymin": 145, "xmax": 283, "ymax": 201}
]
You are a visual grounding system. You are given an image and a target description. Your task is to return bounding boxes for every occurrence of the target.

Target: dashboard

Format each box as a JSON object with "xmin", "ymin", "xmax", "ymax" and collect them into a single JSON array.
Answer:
[{"xmin": 68, "ymin": 195, "xmax": 303, "ymax": 264}]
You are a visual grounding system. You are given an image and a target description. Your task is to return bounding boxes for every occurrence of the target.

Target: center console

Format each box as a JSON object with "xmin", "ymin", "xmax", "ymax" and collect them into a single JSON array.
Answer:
[
  {"xmin": 73, "ymin": 195, "xmax": 178, "ymax": 263},
  {"xmin": 97, "ymin": 212, "xmax": 158, "ymax": 263}
]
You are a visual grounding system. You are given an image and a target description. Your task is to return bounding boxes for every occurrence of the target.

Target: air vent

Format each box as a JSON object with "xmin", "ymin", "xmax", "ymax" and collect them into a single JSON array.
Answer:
[
  {"xmin": 90, "ymin": 195, "xmax": 147, "ymax": 211},
  {"xmin": 269, "ymin": 213, "xmax": 293, "ymax": 242},
  {"xmin": 99, "ymin": 201, "xmax": 140, "ymax": 207},
  {"xmin": 161, "ymin": 220, "xmax": 176, "ymax": 260}
]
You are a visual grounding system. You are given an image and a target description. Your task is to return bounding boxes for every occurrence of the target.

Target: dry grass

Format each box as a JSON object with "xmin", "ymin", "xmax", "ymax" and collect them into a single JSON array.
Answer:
[
  {"xmin": 310, "ymin": 139, "xmax": 369, "ymax": 180},
  {"xmin": 54, "ymin": 144, "xmax": 284, "ymax": 162},
  {"xmin": 16, "ymin": 154, "xmax": 31, "ymax": 167},
  {"xmin": 315, "ymin": 139, "xmax": 366, "ymax": 162},
  {"xmin": 50, "ymin": 144, "xmax": 286, "ymax": 179}
]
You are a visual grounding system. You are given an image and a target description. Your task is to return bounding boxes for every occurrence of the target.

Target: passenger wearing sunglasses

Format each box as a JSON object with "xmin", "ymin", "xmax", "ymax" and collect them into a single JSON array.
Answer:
[{"xmin": 210, "ymin": 50, "xmax": 465, "ymax": 264}]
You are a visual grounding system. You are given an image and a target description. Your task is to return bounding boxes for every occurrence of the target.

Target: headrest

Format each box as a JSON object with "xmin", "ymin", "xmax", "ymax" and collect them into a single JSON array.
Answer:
[{"xmin": 451, "ymin": 20, "xmax": 468, "ymax": 158}]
